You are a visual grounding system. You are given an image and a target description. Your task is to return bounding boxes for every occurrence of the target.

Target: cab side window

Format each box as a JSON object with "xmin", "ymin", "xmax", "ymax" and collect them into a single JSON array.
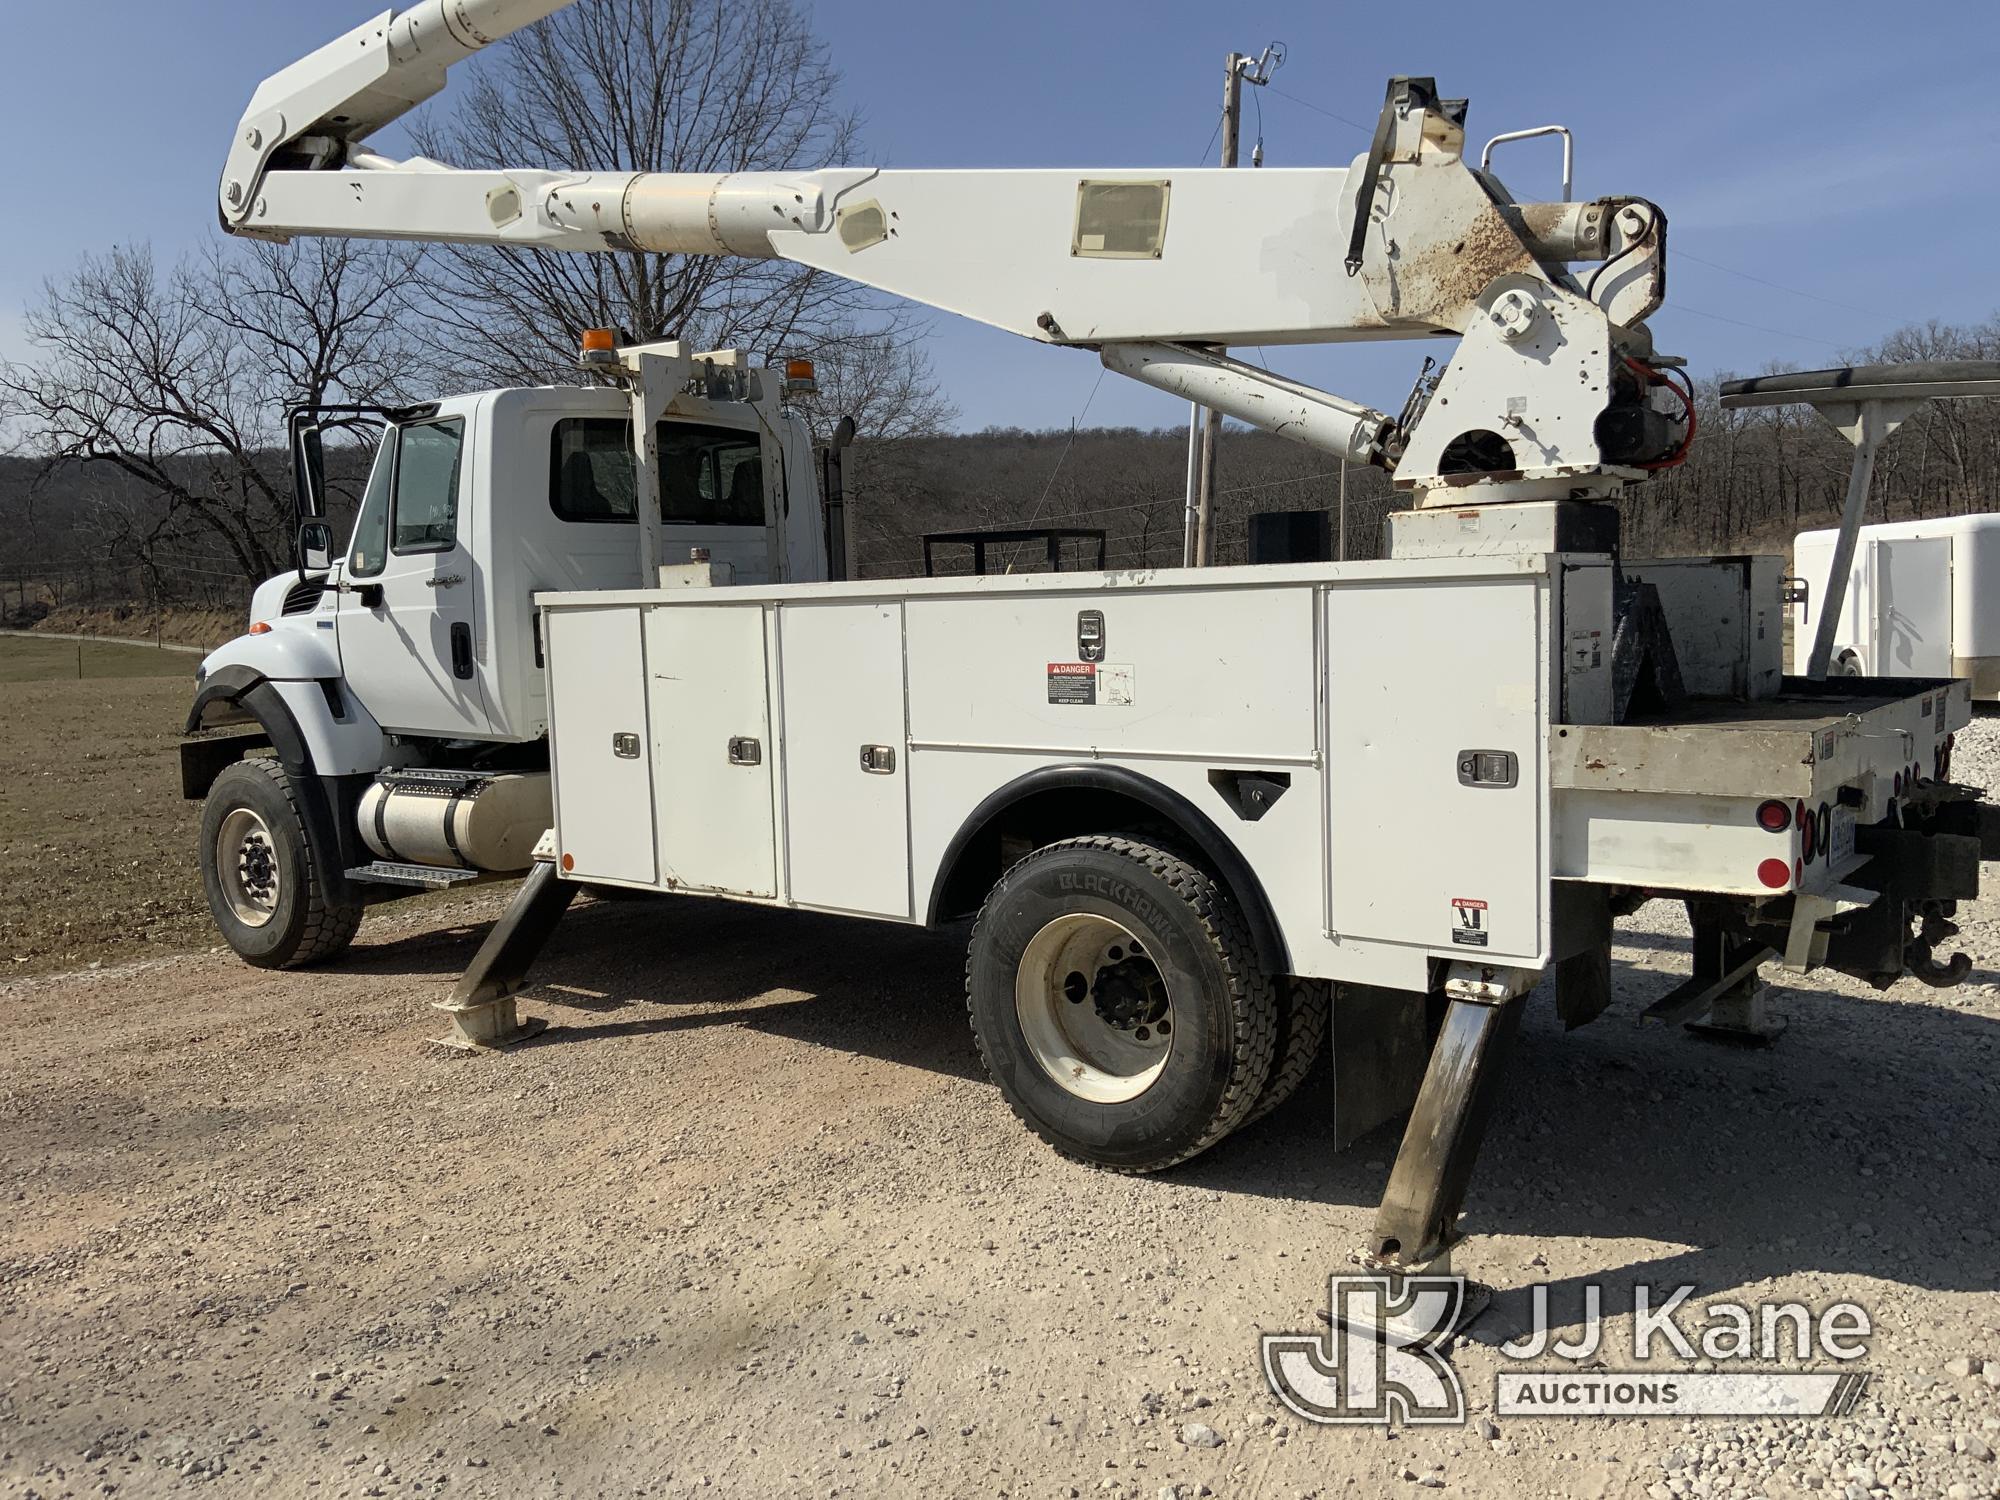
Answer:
[
  {"xmin": 550, "ymin": 418, "xmax": 638, "ymax": 523},
  {"xmin": 391, "ymin": 419, "xmax": 465, "ymax": 554},
  {"xmin": 347, "ymin": 431, "xmax": 395, "ymax": 579},
  {"xmin": 545, "ymin": 418, "xmax": 765, "ymax": 527}
]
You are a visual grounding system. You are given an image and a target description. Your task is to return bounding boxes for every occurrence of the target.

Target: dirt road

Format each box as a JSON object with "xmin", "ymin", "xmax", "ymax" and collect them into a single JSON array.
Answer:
[{"xmin": 4, "ymin": 734, "xmax": 2000, "ymax": 1498}]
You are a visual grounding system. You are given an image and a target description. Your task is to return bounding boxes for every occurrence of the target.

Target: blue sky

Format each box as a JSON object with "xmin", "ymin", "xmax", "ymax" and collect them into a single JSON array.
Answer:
[{"xmin": 2, "ymin": 1, "xmax": 1995, "ymax": 432}]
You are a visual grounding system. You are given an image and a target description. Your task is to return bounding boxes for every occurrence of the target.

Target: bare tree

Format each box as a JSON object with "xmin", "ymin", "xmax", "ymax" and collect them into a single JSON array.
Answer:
[
  {"xmin": 1, "ymin": 238, "xmax": 415, "ymax": 593},
  {"xmin": 793, "ymin": 322, "xmax": 956, "ymax": 444},
  {"xmin": 406, "ymin": 0, "xmax": 940, "ymax": 413}
]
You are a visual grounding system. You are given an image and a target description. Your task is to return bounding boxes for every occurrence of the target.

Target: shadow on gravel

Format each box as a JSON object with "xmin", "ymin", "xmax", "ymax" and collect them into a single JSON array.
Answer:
[
  {"xmin": 343, "ymin": 890, "xmax": 2000, "ymax": 1309},
  {"xmin": 421, "ymin": 894, "xmax": 992, "ymax": 1083},
  {"xmin": 1188, "ymin": 959, "xmax": 2000, "ymax": 1313}
]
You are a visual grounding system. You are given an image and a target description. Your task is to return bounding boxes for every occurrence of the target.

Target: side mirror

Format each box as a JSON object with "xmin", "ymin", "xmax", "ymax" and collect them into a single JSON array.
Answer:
[{"xmin": 298, "ymin": 519, "xmax": 335, "ymax": 576}]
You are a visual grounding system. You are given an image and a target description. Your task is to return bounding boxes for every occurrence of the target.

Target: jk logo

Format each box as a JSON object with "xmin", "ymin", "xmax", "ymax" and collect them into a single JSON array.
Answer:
[{"xmin": 1261, "ymin": 1275, "xmax": 1467, "ymax": 1426}]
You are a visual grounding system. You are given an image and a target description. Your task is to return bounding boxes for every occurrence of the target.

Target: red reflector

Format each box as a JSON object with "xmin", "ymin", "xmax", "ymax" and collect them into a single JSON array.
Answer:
[
  {"xmin": 1757, "ymin": 858, "xmax": 1791, "ymax": 890},
  {"xmin": 1756, "ymin": 799, "xmax": 1790, "ymax": 832},
  {"xmin": 560, "ymin": 853, "xmax": 574, "ymax": 872}
]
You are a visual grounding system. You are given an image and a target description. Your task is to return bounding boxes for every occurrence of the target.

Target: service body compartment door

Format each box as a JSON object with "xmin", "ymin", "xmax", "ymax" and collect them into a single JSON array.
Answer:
[
  {"xmin": 1324, "ymin": 574, "xmax": 1549, "ymax": 963},
  {"xmin": 646, "ymin": 604, "xmax": 776, "ymax": 897},
  {"xmin": 1872, "ymin": 536, "xmax": 1951, "ymax": 677},
  {"xmin": 547, "ymin": 605, "xmax": 657, "ymax": 885},
  {"xmin": 778, "ymin": 602, "xmax": 911, "ymax": 917}
]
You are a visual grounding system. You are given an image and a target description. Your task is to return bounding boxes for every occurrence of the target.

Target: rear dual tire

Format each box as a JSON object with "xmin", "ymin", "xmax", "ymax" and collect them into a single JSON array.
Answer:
[{"xmin": 965, "ymin": 835, "xmax": 1288, "ymax": 1174}]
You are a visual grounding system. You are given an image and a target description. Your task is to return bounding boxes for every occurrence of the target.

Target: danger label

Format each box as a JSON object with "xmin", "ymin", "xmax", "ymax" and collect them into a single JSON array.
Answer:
[
  {"xmin": 1451, "ymin": 897, "xmax": 1489, "ymax": 947},
  {"xmin": 1048, "ymin": 662, "xmax": 1097, "ymax": 704}
]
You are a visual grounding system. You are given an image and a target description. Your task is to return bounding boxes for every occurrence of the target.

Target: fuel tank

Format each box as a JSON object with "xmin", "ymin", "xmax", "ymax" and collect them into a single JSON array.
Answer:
[{"xmin": 357, "ymin": 770, "xmax": 552, "ymax": 873}]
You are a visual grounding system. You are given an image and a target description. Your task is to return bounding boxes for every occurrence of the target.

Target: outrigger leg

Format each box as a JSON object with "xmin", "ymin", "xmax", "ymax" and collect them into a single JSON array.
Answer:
[
  {"xmin": 1340, "ymin": 963, "xmax": 1534, "ymax": 1338},
  {"xmin": 433, "ymin": 853, "xmax": 577, "ymax": 1051}
]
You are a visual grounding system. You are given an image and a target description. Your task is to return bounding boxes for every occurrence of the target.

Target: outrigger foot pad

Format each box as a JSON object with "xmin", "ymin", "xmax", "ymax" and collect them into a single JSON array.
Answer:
[{"xmin": 431, "ymin": 855, "xmax": 577, "ymax": 1053}]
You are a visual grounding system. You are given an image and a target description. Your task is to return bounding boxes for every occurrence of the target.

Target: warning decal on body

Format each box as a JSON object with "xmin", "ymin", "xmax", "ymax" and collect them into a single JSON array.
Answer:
[
  {"xmin": 1047, "ymin": 663, "xmax": 1135, "ymax": 706},
  {"xmin": 1450, "ymin": 897, "xmax": 1489, "ymax": 947},
  {"xmin": 1048, "ymin": 662, "xmax": 1097, "ymax": 704}
]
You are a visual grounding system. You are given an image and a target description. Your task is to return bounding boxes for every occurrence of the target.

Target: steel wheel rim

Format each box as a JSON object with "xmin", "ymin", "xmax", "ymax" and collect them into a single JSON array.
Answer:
[
  {"xmin": 1015, "ymin": 913, "xmax": 1173, "ymax": 1103},
  {"xmin": 217, "ymin": 807, "xmax": 282, "ymax": 928}
]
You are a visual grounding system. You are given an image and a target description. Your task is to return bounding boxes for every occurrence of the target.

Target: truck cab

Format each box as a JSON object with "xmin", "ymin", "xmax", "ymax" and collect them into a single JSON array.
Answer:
[
  {"xmin": 238, "ymin": 349, "xmax": 828, "ymax": 744},
  {"xmin": 185, "ymin": 346, "xmax": 832, "ymax": 967}
]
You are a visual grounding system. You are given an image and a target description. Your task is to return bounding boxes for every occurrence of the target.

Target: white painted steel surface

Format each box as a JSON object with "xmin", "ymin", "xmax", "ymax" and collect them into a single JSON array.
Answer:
[
  {"xmin": 778, "ymin": 602, "xmax": 911, "ymax": 918},
  {"xmin": 1323, "ymin": 575, "xmax": 1549, "ymax": 963},
  {"xmin": 334, "ymin": 401, "xmax": 491, "ymax": 737},
  {"xmin": 546, "ymin": 606, "xmax": 656, "ymax": 885},
  {"xmin": 646, "ymin": 604, "xmax": 776, "ymax": 898}
]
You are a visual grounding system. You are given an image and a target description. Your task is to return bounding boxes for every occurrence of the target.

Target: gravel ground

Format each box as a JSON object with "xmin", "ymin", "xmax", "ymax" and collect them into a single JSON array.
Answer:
[{"xmin": 3, "ymin": 726, "xmax": 1999, "ymax": 1499}]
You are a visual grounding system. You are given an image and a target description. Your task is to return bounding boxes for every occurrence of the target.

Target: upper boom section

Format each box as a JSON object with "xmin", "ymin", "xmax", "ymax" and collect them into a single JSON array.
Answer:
[
  {"xmin": 221, "ymin": 5, "xmax": 1682, "ymax": 504},
  {"xmin": 221, "ymin": 0, "xmax": 571, "ymax": 223},
  {"xmin": 223, "ymin": 8, "xmax": 1663, "ymax": 349}
]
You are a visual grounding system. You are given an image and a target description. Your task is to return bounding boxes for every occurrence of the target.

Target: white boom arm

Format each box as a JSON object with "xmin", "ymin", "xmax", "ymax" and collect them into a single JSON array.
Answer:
[{"xmin": 222, "ymin": 0, "xmax": 1679, "ymax": 504}]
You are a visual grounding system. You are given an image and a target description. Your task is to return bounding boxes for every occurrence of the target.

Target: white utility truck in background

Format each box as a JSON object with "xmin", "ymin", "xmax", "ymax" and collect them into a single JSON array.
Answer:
[
  {"xmin": 183, "ymin": 0, "xmax": 2000, "ymax": 1286},
  {"xmin": 1793, "ymin": 511, "xmax": 2000, "ymax": 696}
]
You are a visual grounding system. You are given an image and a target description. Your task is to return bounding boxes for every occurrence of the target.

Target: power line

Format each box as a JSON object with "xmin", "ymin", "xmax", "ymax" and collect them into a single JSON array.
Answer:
[
  {"xmin": 1262, "ymin": 82, "xmax": 1371, "ymax": 137},
  {"xmin": 1661, "ymin": 301, "xmax": 1846, "ymax": 351},
  {"xmin": 1198, "ymin": 112, "xmax": 1223, "ymax": 167},
  {"xmin": 1673, "ymin": 249, "xmax": 1905, "ymax": 324},
  {"xmin": 1023, "ymin": 369, "xmax": 1110, "ymax": 524}
]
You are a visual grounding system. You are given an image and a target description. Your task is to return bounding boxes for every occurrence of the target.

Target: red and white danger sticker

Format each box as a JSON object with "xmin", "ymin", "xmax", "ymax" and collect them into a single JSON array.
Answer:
[{"xmin": 1450, "ymin": 897, "xmax": 1489, "ymax": 947}]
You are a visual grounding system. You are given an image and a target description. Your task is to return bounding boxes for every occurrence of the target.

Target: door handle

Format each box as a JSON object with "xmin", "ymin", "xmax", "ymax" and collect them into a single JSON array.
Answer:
[
  {"xmin": 727, "ymin": 736, "xmax": 762, "ymax": 766},
  {"xmin": 449, "ymin": 622, "xmax": 474, "ymax": 681},
  {"xmin": 860, "ymin": 744, "xmax": 897, "ymax": 774}
]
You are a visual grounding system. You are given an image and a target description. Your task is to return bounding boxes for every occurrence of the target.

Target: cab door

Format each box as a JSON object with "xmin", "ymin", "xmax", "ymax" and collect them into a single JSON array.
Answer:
[{"xmin": 336, "ymin": 413, "xmax": 491, "ymax": 736}]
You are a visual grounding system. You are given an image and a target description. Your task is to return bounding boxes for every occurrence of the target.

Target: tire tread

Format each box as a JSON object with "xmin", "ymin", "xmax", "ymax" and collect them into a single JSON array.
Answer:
[
  {"xmin": 964, "ymin": 834, "xmax": 1277, "ymax": 1174},
  {"xmin": 1242, "ymin": 977, "xmax": 1330, "ymax": 1126},
  {"xmin": 215, "ymin": 758, "xmax": 362, "ymax": 969}
]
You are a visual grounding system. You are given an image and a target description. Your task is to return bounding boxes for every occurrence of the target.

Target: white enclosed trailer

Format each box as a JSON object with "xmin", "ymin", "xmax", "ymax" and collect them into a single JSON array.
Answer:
[
  {"xmin": 1792, "ymin": 513, "xmax": 2000, "ymax": 695},
  {"xmin": 178, "ymin": 0, "xmax": 2000, "ymax": 1289}
]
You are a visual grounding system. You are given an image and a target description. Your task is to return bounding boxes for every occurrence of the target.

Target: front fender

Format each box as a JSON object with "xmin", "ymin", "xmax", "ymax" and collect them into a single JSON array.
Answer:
[
  {"xmin": 201, "ymin": 615, "xmax": 343, "ymax": 683},
  {"xmin": 186, "ymin": 655, "xmax": 386, "ymax": 779}
]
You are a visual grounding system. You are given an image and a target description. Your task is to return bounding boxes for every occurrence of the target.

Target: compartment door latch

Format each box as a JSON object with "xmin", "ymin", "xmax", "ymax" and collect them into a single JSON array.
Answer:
[{"xmin": 1456, "ymin": 749, "xmax": 1518, "ymax": 788}]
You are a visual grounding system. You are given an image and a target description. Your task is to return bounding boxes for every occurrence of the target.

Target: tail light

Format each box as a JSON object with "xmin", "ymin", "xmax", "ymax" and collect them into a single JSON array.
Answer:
[{"xmin": 1755, "ymin": 799, "xmax": 1790, "ymax": 833}]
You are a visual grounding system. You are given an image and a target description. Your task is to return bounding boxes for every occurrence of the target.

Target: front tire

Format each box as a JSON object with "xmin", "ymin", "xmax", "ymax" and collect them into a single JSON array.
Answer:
[
  {"xmin": 199, "ymin": 758, "xmax": 361, "ymax": 969},
  {"xmin": 965, "ymin": 835, "xmax": 1277, "ymax": 1173}
]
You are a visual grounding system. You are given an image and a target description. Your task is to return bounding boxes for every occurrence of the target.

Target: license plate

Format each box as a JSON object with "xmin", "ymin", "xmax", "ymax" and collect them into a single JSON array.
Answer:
[{"xmin": 1828, "ymin": 806, "xmax": 1856, "ymax": 867}]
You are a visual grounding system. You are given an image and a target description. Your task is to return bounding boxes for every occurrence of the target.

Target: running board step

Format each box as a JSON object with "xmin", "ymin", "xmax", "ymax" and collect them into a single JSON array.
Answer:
[{"xmin": 346, "ymin": 860, "xmax": 482, "ymax": 890}]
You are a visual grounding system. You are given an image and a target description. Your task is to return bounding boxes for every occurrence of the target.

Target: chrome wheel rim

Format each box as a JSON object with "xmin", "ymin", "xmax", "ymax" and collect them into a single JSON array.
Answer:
[
  {"xmin": 1015, "ymin": 913, "xmax": 1172, "ymax": 1103},
  {"xmin": 217, "ymin": 807, "xmax": 281, "ymax": 928}
]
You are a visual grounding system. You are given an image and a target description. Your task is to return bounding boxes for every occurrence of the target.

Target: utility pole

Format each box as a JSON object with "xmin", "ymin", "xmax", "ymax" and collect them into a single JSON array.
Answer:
[{"xmin": 1187, "ymin": 43, "xmax": 1282, "ymax": 567}]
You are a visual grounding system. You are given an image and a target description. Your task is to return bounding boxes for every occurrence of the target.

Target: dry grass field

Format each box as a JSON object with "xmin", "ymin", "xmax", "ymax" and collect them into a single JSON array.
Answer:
[{"xmin": 0, "ymin": 639, "xmax": 214, "ymax": 974}]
